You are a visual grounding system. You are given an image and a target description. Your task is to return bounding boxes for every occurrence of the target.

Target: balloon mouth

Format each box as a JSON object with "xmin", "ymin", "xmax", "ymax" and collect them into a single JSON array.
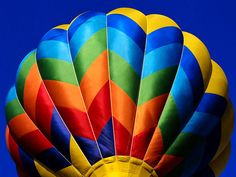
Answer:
[{"xmin": 85, "ymin": 156, "xmax": 158, "ymax": 177}]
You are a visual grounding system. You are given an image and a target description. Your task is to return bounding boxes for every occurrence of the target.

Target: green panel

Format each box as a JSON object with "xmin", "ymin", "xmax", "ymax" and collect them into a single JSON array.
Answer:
[
  {"xmin": 37, "ymin": 58, "xmax": 78, "ymax": 85},
  {"xmin": 109, "ymin": 50, "xmax": 140, "ymax": 102},
  {"xmin": 166, "ymin": 132, "xmax": 203, "ymax": 156},
  {"xmin": 5, "ymin": 99, "xmax": 25, "ymax": 123},
  {"xmin": 159, "ymin": 95, "xmax": 180, "ymax": 151},
  {"xmin": 16, "ymin": 51, "xmax": 36, "ymax": 104},
  {"xmin": 138, "ymin": 66, "xmax": 178, "ymax": 105},
  {"xmin": 73, "ymin": 29, "xmax": 107, "ymax": 83}
]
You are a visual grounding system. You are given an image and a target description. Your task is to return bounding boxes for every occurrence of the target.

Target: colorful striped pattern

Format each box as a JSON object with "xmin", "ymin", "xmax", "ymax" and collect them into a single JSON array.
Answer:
[
  {"xmin": 68, "ymin": 12, "xmax": 115, "ymax": 158},
  {"xmin": 144, "ymin": 32, "xmax": 212, "ymax": 167},
  {"xmin": 107, "ymin": 8, "xmax": 147, "ymax": 155},
  {"xmin": 15, "ymin": 50, "xmax": 90, "ymax": 174},
  {"xmin": 130, "ymin": 14, "xmax": 183, "ymax": 160},
  {"xmin": 37, "ymin": 25, "xmax": 102, "ymax": 165},
  {"xmin": 5, "ymin": 87, "xmax": 82, "ymax": 176},
  {"xmin": 5, "ymin": 8, "xmax": 234, "ymax": 177},
  {"xmin": 6, "ymin": 127, "xmax": 55, "ymax": 177},
  {"xmin": 153, "ymin": 61, "xmax": 228, "ymax": 177}
]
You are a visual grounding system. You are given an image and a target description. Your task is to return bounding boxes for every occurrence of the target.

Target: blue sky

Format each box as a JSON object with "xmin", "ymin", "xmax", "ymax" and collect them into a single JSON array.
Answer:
[{"xmin": 0, "ymin": 0, "xmax": 235, "ymax": 176}]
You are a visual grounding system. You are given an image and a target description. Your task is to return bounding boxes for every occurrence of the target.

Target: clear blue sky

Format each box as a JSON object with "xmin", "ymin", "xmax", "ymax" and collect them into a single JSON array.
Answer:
[{"xmin": 0, "ymin": 0, "xmax": 235, "ymax": 176}]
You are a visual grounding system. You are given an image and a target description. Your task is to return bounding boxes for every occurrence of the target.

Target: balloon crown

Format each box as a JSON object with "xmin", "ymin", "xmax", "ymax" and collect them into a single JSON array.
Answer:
[{"xmin": 5, "ymin": 8, "xmax": 234, "ymax": 177}]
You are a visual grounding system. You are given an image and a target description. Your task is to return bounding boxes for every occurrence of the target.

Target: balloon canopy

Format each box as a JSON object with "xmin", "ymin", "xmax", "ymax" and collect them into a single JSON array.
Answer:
[{"xmin": 5, "ymin": 8, "xmax": 234, "ymax": 177}]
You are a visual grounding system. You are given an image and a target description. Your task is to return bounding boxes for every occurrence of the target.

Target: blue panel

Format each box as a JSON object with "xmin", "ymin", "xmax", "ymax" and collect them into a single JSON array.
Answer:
[
  {"xmin": 75, "ymin": 136, "xmax": 101, "ymax": 165},
  {"xmin": 107, "ymin": 14, "xmax": 146, "ymax": 50},
  {"xmin": 180, "ymin": 47, "xmax": 204, "ymax": 105},
  {"xmin": 183, "ymin": 112, "xmax": 219, "ymax": 136},
  {"xmin": 37, "ymin": 40, "xmax": 72, "ymax": 62},
  {"xmin": 51, "ymin": 108, "xmax": 71, "ymax": 162},
  {"xmin": 36, "ymin": 147, "xmax": 71, "ymax": 172},
  {"xmin": 69, "ymin": 15, "xmax": 106, "ymax": 59},
  {"xmin": 5, "ymin": 87, "xmax": 17, "ymax": 104},
  {"xmin": 181, "ymin": 142, "xmax": 205, "ymax": 177},
  {"xmin": 41, "ymin": 29, "xmax": 68, "ymax": 43},
  {"xmin": 196, "ymin": 93, "xmax": 227, "ymax": 117},
  {"xmin": 97, "ymin": 118, "xmax": 115, "ymax": 158},
  {"xmin": 68, "ymin": 12, "xmax": 105, "ymax": 38},
  {"xmin": 108, "ymin": 27, "xmax": 144, "ymax": 76},
  {"xmin": 171, "ymin": 67, "xmax": 194, "ymax": 125},
  {"xmin": 146, "ymin": 27, "xmax": 183, "ymax": 53},
  {"xmin": 142, "ymin": 43, "xmax": 182, "ymax": 78},
  {"xmin": 19, "ymin": 148, "xmax": 41, "ymax": 177},
  {"xmin": 198, "ymin": 123, "xmax": 221, "ymax": 170}
]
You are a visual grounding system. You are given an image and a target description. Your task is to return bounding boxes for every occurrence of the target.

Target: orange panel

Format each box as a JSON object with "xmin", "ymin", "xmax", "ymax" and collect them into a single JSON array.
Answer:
[
  {"xmin": 133, "ymin": 94, "xmax": 168, "ymax": 136},
  {"xmin": 144, "ymin": 127, "xmax": 163, "ymax": 167},
  {"xmin": 43, "ymin": 80, "xmax": 86, "ymax": 112},
  {"xmin": 23, "ymin": 64, "xmax": 42, "ymax": 121},
  {"xmin": 111, "ymin": 81, "xmax": 136, "ymax": 134},
  {"xmin": 8, "ymin": 114, "xmax": 38, "ymax": 139},
  {"xmin": 80, "ymin": 50, "xmax": 108, "ymax": 109}
]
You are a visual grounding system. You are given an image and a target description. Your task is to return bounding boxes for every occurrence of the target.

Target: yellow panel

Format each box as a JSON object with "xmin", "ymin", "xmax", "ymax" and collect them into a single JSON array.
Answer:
[
  {"xmin": 210, "ymin": 143, "xmax": 231, "ymax": 177},
  {"xmin": 34, "ymin": 161, "xmax": 56, "ymax": 177},
  {"xmin": 146, "ymin": 14, "xmax": 180, "ymax": 34},
  {"xmin": 57, "ymin": 165, "xmax": 82, "ymax": 177},
  {"xmin": 70, "ymin": 136, "xmax": 91, "ymax": 174},
  {"xmin": 54, "ymin": 24, "xmax": 70, "ymax": 30},
  {"xmin": 206, "ymin": 60, "xmax": 228, "ymax": 97},
  {"xmin": 108, "ymin": 8, "xmax": 147, "ymax": 33}
]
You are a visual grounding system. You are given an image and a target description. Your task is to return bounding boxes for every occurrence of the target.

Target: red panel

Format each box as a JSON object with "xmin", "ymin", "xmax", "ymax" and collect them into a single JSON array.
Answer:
[
  {"xmin": 35, "ymin": 83, "xmax": 54, "ymax": 138},
  {"xmin": 18, "ymin": 130, "xmax": 53, "ymax": 155},
  {"xmin": 88, "ymin": 81, "xmax": 111, "ymax": 138},
  {"xmin": 8, "ymin": 131, "xmax": 23, "ymax": 169},
  {"xmin": 131, "ymin": 126, "xmax": 156, "ymax": 159},
  {"xmin": 155, "ymin": 154, "xmax": 183, "ymax": 177},
  {"xmin": 57, "ymin": 106, "xmax": 95, "ymax": 140},
  {"xmin": 113, "ymin": 118, "xmax": 132, "ymax": 155}
]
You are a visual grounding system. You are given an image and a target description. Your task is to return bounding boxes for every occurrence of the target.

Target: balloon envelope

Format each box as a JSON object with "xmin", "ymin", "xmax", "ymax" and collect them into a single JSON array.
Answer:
[{"xmin": 5, "ymin": 8, "xmax": 234, "ymax": 177}]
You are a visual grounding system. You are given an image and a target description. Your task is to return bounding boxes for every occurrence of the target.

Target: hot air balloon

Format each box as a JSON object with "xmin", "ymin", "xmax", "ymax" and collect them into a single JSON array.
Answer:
[{"xmin": 5, "ymin": 8, "xmax": 234, "ymax": 177}]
